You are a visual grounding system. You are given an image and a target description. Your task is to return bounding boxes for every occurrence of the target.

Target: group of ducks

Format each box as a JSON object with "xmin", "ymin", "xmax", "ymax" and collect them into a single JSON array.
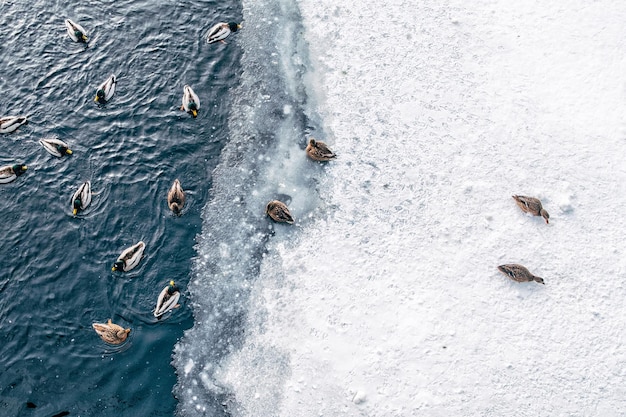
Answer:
[{"xmin": 1, "ymin": 17, "xmax": 244, "ymax": 345}]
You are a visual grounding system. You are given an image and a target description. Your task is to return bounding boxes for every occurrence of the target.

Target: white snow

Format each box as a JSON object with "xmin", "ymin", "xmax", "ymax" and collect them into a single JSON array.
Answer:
[{"xmin": 216, "ymin": 0, "xmax": 626, "ymax": 416}]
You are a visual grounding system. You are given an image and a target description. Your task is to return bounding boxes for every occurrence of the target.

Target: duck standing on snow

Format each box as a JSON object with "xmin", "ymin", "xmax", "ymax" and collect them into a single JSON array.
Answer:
[
  {"xmin": 154, "ymin": 280, "xmax": 181, "ymax": 318},
  {"xmin": 71, "ymin": 181, "xmax": 92, "ymax": 215},
  {"xmin": 206, "ymin": 22, "xmax": 241, "ymax": 44},
  {"xmin": 112, "ymin": 241, "xmax": 146, "ymax": 272},
  {"xmin": 40, "ymin": 138, "xmax": 73, "ymax": 157},
  {"xmin": 180, "ymin": 85, "xmax": 200, "ymax": 118},
  {"xmin": 92, "ymin": 319, "xmax": 130, "ymax": 344},
  {"xmin": 167, "ymin": 179, "xmax": 185, "ymax": 215},
  {"xmin": 512, "ymin": 195, "xmax": 550, "ymax": 224},
  {"xmin": 94, "ymin": 74, "xmax": 117, "ymax": 104},
  {"xmin": 65, "ymin": 18, "xmax": 88, "ymax": 43},
  {"xmin": 306, "ymin": 138, "xmax": 337, "ymax": 161},
  {"xmin": 0, "ymin": 164, "xmax": 27, "ymax": 184},
  {"xmin": 0, "ymin": 116, "xmax": 28, "ymax": 134},
  {"xmin": 266, "ymin": 200, "xmax": 294, "ymax": 224},
  {"xmin": 497, "ymin": 264, "xmax": 545, "ymax": 285}
]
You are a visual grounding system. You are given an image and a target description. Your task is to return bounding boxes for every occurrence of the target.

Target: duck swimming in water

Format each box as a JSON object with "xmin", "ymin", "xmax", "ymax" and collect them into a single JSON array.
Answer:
[
  {"xmin": 0, "ymin": 116, "xmax": 28, "ymax": 134},
  {"xmin": 94, "ymin": 74, "xmax": 117, "ymax": 104},
  {"xmin": 266, "ymin": 200, "xmax": 294, "ymax": 224},
  {"xmin": 497, "ymin": 264, "xmax": 545, "ymax": 285},
  {"xmin": 0, "ymin": 164, "xmax": 27, "ymax": 184},
  {"xmin": 112, "ymin": 241, "xmax": 146, "ymax": 272},
  {"xmin": 167, "ymin": 179, "xmax": 185, "ymax": 215},
  {"xmin": 65, "ymin": 18, "xmax": 88, "ymax": 43},
  {"xmin": 154, "ymin": 280, "xmax": 181, "ymax": 318},
  {"xmin": 206, "ymin": 22, "xmax": 241, "ymax": 44},
  {"xmin": 512, "ymin": 195, "xmax": 549, "ymax": 224},
  {"xmin": 180, "ymin": 85, "xmax": 200, "ymax": 118},
  {"xmin": 92, "ymin": 319, "xmax": 130, "ymax": 344},
  {"xmin": 71, "ymin": 181, "xmax": 92, "ymax": 216},
  {"xmin": 306, "ymin": 138, "xmax": 337, "ymax": 161},
  {"xmin": 40, "ymin": 137, "xmax": 73, "ymax": 158}
]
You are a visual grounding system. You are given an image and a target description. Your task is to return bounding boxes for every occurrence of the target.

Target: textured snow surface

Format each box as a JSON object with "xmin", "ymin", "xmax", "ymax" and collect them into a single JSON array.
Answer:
[{"xmin": 219, "ymin": 1, "xmax": 626, "ymax": 416}]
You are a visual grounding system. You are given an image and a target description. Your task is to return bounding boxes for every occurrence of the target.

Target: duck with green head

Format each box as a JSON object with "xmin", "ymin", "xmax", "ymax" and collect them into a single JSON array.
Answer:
[
  {"xmin": 40, "ymin": 137, "xmax": 73, "ymax": 158},
  {"xmin": 112, "ymin": 241, "xmax": 146, "ymax": 272},
  {"xmin": 94, "ymin": 74, "xmax": 117, "ymax": 104},
  {"xmin": 65, "ymin": 18, "xmax": 88, "ymax": 43},
  {"xmin": 0, "ymin": 164, "xmax": 27, "ymax": 184},
  {"xmin": 181, "ymin": 85, "xmax": 200, "ymax": 117},
  {"xmin": 71, "ymin": 181, "xmax": 91, "ymax": 215},
  {"xmin": 154, "ymin": 280, "xmax": 181, "ymax": 318}
]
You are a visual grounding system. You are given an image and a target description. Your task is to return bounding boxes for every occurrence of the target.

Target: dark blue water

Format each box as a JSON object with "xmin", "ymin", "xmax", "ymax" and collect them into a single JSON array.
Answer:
[{"xmin": 0, "ymin": 1, "xmax": 242, "ymax": 416}]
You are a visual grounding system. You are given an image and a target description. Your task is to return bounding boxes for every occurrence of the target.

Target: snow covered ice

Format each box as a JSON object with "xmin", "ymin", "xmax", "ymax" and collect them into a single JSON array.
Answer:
[{"xmin": 177, "ymin": 0, "xmax": 626, "ymax": 416}]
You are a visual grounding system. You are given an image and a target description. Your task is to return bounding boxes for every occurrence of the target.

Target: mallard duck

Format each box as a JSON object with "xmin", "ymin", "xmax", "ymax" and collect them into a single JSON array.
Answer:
[
  {"xmin": 512, "ymin": 195, "xmax": 549, "ymax": 223},
  {"xmin": 0, "ymin": 116, "xmax": 28, "ymax": 134},
  {"xmin": 167, "ymin": 179, "xmax": 185, "ymax": 215},
  {"xmin": 0, "ymin": 164, "xmax": 28, "ymax": 184},
  {"xmin": 112, "ymin": 241, "xmax": 146, "ymax": 272},
  {"xmin": 92, "ymin": 319, "xmax": 130, "ymax": 344},
  {"xmin": 206, "ymin": 22, "xmax": 241, "ymax": 44},
  {"xmin": 40, "ymin": 137, "xmax": 73, "ymax": 157},
  {"xmin": 154, "ymin": 280, "xmax": 181, "ymax": 318},
  {"xmin": 65, "ymin": 18, "xmax": 88, "ymax": 43},
  {"xmin": 180, "ymin": 85, "xmax": 200, "ymax": 117},
  {"xmin": 306, "ymin": 138, "xmax": 337, "ymax": 161},
  {"xmin": 266, "ymin": 200, "xmax": 294, "ymax": 224},
  {"xmin": 71, "ymin": 181, "xmax": 91, "ymax": 215},
  {"xmin": 497, "ymin": 264, "xmax": 544, "ymax": 285},
  {"xmin": 94, "ymin": 74, "xmax": 117, "ymax": 104}
]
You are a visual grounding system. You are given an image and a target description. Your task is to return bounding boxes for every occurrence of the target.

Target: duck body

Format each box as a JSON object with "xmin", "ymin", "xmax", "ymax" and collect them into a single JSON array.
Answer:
[
  {"xmin": 40, "ymin": 137, "xmax": 73, "ymax": 157},
  {"xmin": 498, "ymin": 264, "xmax": 544, "ymax": 284},
  {"xmin": 512, "ymin": 195, "xmax": 549, "ymax": 223},
  {"xmin": 206, "ymin": 22, "xmax": 241, "ymax": 44},
  {"xmin": 167, "ymin": 179, "xmax": 185, "ymax": 214},
  {"xmin": 112, "ymin": 241, "xmax": 146, "ymax": 272},
  {"xmin": 0, "ymin": 116, "xmax": 28, "ymax": 134},
  {"xmin": 71, "ymin": 181, "xmax": 92, "ymax": 215},
  {"xmin": 0, "ymin": 164, "xmax": 28, "ymax": 184},
  {"xmin": 65, "ymin": 18, "xmax": 88, "ymax": 43},
  {"xmin": 181, "ymin": 85, "xmax": 200, "ymax": 117},
  {"xmin": 266, "ymin": 200, "xmax": 294, "ymax": 224},
  {"xmin": 154, "ymin": 281, "xmax": 181, "ymax": 318},
  {"xmin": 306, "ymin": 138, "xmax": 337, "ymax": 161},
  {"xmin": 94, "ymin": 74, "xmax": 117, "ymax": 104},
  {"xmin": 92, "ymin": 319, "xmax": 130, "ymax": 344}
]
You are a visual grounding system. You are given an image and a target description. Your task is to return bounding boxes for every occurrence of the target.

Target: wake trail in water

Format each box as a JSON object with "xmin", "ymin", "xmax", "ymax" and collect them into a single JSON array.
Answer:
[{"xmin": 173, "ymin": 0, "xmax": 323, "ymax": 415}]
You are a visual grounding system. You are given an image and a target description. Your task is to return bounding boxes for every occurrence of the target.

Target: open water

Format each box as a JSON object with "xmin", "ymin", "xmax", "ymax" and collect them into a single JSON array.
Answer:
[{"xmin": 0, "ymin": 0, "xmax": 246, "ymax": 416}]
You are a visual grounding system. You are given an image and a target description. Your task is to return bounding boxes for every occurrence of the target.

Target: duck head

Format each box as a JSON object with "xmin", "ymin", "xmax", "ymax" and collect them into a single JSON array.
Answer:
[
  {"xmin": 12, "ymin": 164, "xmax": 27, "ymax": 176},
  {"xmin": 72, "ymin": 199, "xmax": 81, "ymax": 215},
  {"xmin": 167, "ymin": 280, "xmax": 179, "ymax": 295},
  {"xmin": 76, "ymin": 30, "xmax": 88, "ymax": 43},
  {"xmin": 95, "ymin": 89, "xmax": 105, "ymax": 103},
  {"xmin": 188, "ymin": 101, "xmax": 198, "ymax": 118},
  {"xmin": 540, "ymin": 209, "xmax": 550, "ymax": 224},
  {"xmin": 58, "ymin": 144, "xmax": 73, "ymax": 155},
  {"xmin": 112, "ymin": 260, "xmax": 125, "ymax": 271},
  {"xmin": 228, "ymin": 22, "xmax": 241, "ymax": 32}
]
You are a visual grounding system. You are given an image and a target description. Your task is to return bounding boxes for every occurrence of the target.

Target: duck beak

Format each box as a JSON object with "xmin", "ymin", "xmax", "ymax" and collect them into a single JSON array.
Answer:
[
  {"xmin": 191, "ymin": 109, "xmax": 197, "ymax": 118},
  {"xmin": 94, "ymin": 96, "xmax": 99, "ymax": 102},
  {"xmin": 82, "ymin": 35, "xmax": 88, "ymax": 42},
  {"xmin": 237, "ymin": 24, "xmax": 242, "ymax": 29},
  {"xmin": 111, "ymin": 266, "xmax": 117, "ymax": 271},
  {"xmin": 23, "ymin": 166, "xmax": 28, "ymax": 170},
  {"xmin": 73, "ymin": 209, "xmax": 78, "ymax": 215},
  {"xmin": 66, "ymin": 149, "xmax": 73, "ymax": 155}
]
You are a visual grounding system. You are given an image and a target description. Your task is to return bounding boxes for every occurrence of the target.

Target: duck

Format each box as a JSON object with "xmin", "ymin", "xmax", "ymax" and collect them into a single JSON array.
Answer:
[
  {"xmin": 180, "ymin": 85, "xmax": 200, "ymax": 118},
  {"xmin": 512, "ymin": 195, "xmax": 549, "ymax": 223},
  {"xmin": 0, "ymin": 116, "xmax": 28, "ymax": 134},
  {"xmin": 154, "ymin": 280, "xmax": 181, "ymax": 318},
  {"xmin": 266, "ymin": 200, "xmax": 294, "ymax": 224},
  {"xmin": 167, "ymin": 179, "xmax": 185, "ymax": 215},
  {"xmin": 40, "ymin": 137, "xmax": 73, "ymax": 157},
  {"xmin": 92, "ymin": 319, "xmax": 130, "ymax": 344},
  {"xmin": 112, "ymin": 241, "xmax": 146, "ymax": 272},
  {"xmin": 497, "ymin": 264, "xmax": 545, "ymax": 285},
  {"xmin": 306, "ymin": 138, "xmax": 337, "ymax": 161},
  {"xmin": 65, "ymin": 18, "xmax": 88, "ymax": 43},
  {"xmin": 71, "ymin": 181, "xmax": 92, "ymax": 215},
  {"xmin": 0, "ymin": 164, "xmax": 28, "ymax": 184},
  {"xmin": 206, "ymin": 22, "xmax": 241, "ymax": 44},
  {"xmin": 94, "ymin": 74, "xmax": 117, "ymax": 104}
]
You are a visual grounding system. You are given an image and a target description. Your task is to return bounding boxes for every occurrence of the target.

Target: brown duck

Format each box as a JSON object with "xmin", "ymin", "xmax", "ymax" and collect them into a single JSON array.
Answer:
[
  {"xmin": 167, "ymin": 179, "xmax": 186, "ymax": 215},
  {"xmin": 266, "ymin": 200, "xmax": 294, "ymax": 224},
  {"xmin": 497, "ymin": 264, "xmax": 544, "ymax": 284},
  {"xmin": 512, "ymin": 195, "xmax": 549, "ymax": 223},
  {"xmin": 92, "ymin": 319, "xmax": 131, "ymax": 344},
  {"xmin": 306, "ymin": 138, "xmax": 336, "ymax": 161}
]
